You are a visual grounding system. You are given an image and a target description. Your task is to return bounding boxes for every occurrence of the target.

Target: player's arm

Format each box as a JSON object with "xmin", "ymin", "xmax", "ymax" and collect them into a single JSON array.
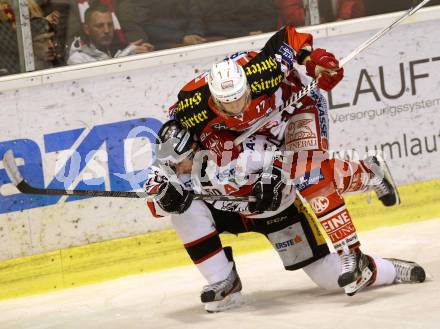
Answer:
[
  {"xmin": 203, "ymin": 130, "xmax": 287, "ymax": 213},
  {"xmin": 264, "ymin": 25, "xmax": 344, "ymax": 91},
  {"xmin": 144, "ymin": 167, "xmax": 168, "ymax": 218},
  {"xmin": 144, "ymin": 166, "xmax": 193, "ymax": 217},
  {"xmin": 262, "ymin": 25, "xmax": 313, "ymax": 60},
  {"xmin": 281, "ymin": 26, "xmax": 344, "ymax": 91},
  {"xmin": 248, "ymin": 154, "xmax": 288, "ymax": 214},
  {"xmin": 302, "ymin": 47, "xmax": 344, "ymax": 91}
]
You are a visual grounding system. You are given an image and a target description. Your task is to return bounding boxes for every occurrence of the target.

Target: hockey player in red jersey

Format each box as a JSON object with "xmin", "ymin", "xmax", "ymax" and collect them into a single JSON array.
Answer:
[
  {"xmin": 144, "ymin": 120, "xmax": 425, "ymax": 312},
  {"xmin": 170, "ymin": 25, "xmax": 400, "ymax": 295}
]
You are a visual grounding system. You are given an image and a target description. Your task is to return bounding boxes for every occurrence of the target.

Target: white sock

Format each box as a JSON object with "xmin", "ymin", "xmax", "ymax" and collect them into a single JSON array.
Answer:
[
  {"xmin": 303, "ymin": 253, "xmax": 341, "ymax": 290},
  {"xmin": 197, "ymin": 252, "xmax": 233, "ymax": 284},
  {"xmin": 369, "ymin": 256, "xmax": 396, "ymax": 286},
  {"xmin": 302, "ymin": 253, "xmax": 397, "ymax": 290},
  {"xmin": 170, "ymin": 202, "xmax": 233, "ymax": 284}
]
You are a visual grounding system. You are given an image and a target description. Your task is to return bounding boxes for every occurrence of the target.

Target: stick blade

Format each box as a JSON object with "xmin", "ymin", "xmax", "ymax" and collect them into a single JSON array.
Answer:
[{"xmin": 2, "ymin": 150, "xmax": 24, "ymax": 186}]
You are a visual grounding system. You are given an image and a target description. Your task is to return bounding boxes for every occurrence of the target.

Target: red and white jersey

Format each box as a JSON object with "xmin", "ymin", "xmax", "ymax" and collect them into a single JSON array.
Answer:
[
  {"xmin": 171, "ymin": 25, "xmax": 318, "ymax": 147},
  {"xmin": 145, "ymin": 135, "xmax": 297, "ymax": 219}
]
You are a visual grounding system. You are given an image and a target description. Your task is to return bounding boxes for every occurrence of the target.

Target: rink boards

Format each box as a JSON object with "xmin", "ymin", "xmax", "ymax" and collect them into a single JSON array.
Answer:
[
  {"xmin": 1, "ymin": 180, "xmax": 440, "ymax": 301},
  {"xmin": 0, "ymin": 7, "xmax": 440, "ymax": 300}
]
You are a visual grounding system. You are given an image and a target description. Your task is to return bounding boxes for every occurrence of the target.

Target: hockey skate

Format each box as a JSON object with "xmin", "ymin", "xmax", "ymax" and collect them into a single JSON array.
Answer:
[
  {"xmin": 200, "ymin": 247, "xmax": 243, "ymax": 313},
  {"xmin": 338, "ymin": 249, "xmax": 375, "ymax": 296},
  {"xmin": 386, "ymin": 258, "xmax": 426, "ymax": 283},
  {"xmin": 365, "ymin": 155, "xmax": 400, "ymax": 206}
]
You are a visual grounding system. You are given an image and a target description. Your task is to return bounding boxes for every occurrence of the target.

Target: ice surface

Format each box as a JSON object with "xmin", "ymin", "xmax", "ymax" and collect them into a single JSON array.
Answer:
[{"xmin": 0, "ymin": 219, "xmax": 438, "ymax": 329}]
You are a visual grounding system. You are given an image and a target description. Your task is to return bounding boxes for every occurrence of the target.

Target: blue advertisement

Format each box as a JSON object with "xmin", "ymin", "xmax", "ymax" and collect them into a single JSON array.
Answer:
[{"xmin": 0, "ymin": 118, "xmax": 162, "ymax": 214}]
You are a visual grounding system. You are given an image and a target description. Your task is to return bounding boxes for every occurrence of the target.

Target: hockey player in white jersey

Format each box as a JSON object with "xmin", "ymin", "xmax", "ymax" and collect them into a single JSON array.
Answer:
[{"xmin": 144, "ymin": 120, "xmax": 426, "ymax": 312}]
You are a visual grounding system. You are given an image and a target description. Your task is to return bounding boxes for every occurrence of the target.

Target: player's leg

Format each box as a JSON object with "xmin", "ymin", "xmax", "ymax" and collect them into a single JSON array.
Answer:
[
  {"xmin": 332, "ymin": 156, "xmax": 400, "ymax": 206},
  {"xmin": 170, "ymin": 200, "xmax": 242, "ymax": 312},
  {"xmin": 363, "ymin": 155, "xmax": 400, "ymax": 206},
  {"xmin": 249, "ymin": 198, "xmax": 331, "ymax": 272},
  {"xmin": 200, "ymin": 246, "xmax": 243, "ymax": 313},
  {"xmin": 284, "ymin": 107, "xmax": 372, "ymax": 295},
  {"xmin": 303, "ymin": 254, "xmax": 426, "ymax": 290},
  {"xmin": 252, "ymin": 197, "xmax": 377, "ymax": 293},
  {"xmin": 302, "ymin": 89, "xmax": 399, "ymax": 206},
  {"xmin": 291, "ymin": 193, "xmax": 422, "ymax": 288}
]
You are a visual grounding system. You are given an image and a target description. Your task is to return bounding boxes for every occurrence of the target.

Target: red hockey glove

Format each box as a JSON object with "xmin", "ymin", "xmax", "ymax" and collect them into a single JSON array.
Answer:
[{"xmin": 305, "ymin": 48, "xmax": 344, "ymax": 91}]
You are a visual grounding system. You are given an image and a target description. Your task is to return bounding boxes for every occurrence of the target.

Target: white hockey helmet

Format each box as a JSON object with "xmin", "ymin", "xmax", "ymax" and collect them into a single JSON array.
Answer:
[{"xmin": 208, "ymin": 59, "xmax": 250, "ymax": 115}]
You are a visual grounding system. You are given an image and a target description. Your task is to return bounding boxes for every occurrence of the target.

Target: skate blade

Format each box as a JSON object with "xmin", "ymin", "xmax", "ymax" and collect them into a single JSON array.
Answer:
[
  {"xmin": 204, "ymin": 292, "xmax": 244, "ymax": 313},
  {"xmin": 380, "ymin": 160, "xmax": 401, "ymax": 206},
  {"xmin": 343, "ymin": 267, "xmax": 373, "ymax": 296}
]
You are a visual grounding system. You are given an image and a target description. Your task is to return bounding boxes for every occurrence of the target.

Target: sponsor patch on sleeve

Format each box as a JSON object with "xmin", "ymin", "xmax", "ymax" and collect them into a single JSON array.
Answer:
[
  {"xmin": 295, "ymin": 168, "xmax": 325, "ymax": 192},
  {"xmin": 277, "ymin": 42, "xmax": 296, "ymax": 71}
]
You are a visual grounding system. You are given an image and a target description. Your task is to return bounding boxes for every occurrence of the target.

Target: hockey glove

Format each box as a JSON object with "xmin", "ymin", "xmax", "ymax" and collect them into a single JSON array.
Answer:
[
  {"xmin": 155, "ymin": 181, "xmax": 193, "ymax": 214},
  {"xmin": 305, "ymin": 48, "xmax": 344, "ymax": 91},
  {"xmin": 249, "ymin": 166, "xmax": 286, "ymax": 214}
]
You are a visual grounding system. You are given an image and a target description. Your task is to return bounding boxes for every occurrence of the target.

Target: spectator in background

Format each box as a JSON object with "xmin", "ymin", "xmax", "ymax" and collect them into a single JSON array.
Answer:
[
  {"xmin": 65, "ymin": 0, "xmax": 151, "ymax": 51},
  {"xmin": 34, "ymin": 0, "xmax": 71, "ymax": 62},
  {"xmin": 30, "ymin": 16, "xmax": 63, "ymax": 69},
  {"xmin": 126, "ymin": 0, "xmax": 277, "ymax": 49},
  {"xmin": 28, "ymin": 0, "xmax": 69, "ymax": 65},
  {"xmin": 124, "ymin": 0, "xmax": 206, "ymax": 50},
  {"xmin": 330, "ymin": 0, "xmax": 365, "ymax": 21},
  {"xmin": 273, "ymin": 0, "xmax": 306, "ymax": 27},
  {"xmin": 274, "ymin": 0, "xmax": 365, "ymax": 27},
  {"xmin": 28, "ymin": 0, "xmax": 61, "ymax": 24},
  {"xmin": 67, "ymin": 2, "xmax": 152, "ymax": 64},
  {"xmin": 193, "ymin": 0, "xmax": 277, "ymax": 40},
  {"xmin": 0, "ymin": 0, "xmax": 19, "ymax": 75}
]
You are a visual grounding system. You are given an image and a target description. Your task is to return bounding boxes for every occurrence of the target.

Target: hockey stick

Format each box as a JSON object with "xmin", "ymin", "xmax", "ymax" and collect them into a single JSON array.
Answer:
[
  {"xmin": 233, "ymin": 0, "xmax": 432, "ymax": 146},
  {"xmin": 1, "ymin": 150, "xmax": 256, "ymax": 202}
]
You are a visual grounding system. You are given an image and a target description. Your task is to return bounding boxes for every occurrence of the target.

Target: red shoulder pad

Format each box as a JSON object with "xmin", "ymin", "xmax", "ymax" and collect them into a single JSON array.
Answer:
[
  {"xmin": 284, "ymin": 25, "xmax": 313, "ymax": 52},
  {"xmin": 181, "ymin": 72, "xmax": 209, "ymax": 92}
]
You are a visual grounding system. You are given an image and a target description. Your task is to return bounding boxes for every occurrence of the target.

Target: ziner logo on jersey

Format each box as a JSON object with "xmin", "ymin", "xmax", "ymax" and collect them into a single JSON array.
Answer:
[
  {"xmin": 250, "ymin": 75, "xmax": 284, "ymax": 94},
  {"xmin": 243, "ymin": 56, "xmax": 279, "ymax": 76},
  {"xmin": 177, "ymin": 91, "xmax": 203, "ymax": 112},
  {"xmin": 0, "ymin": 118, "xmax": 162, "ymax": 214},
  {"xmin": 243, "ymin": 55, "xmax": 284, "ymax": 95}
]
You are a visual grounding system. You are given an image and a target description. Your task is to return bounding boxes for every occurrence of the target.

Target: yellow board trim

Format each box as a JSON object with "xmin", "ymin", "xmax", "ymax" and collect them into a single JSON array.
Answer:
[{"xmin": 1, "ymin": 179, "xmax": 439, "ymax": 301}]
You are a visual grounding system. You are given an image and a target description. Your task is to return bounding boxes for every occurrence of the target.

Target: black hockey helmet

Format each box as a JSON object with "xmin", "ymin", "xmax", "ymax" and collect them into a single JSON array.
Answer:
[{"xmin": 156, "ymin": 120, "xmax": 195, "ymax": 165}]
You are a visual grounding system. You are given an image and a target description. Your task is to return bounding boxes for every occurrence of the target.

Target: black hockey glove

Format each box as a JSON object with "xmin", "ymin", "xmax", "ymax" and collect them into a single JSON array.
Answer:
[
  {"xmin": 248, "ymin": 166, "xmax": 286, "ymax": 214},
  {"xmin": 156, "ymin": 181, "xmax": 193, "ymax": 214}
]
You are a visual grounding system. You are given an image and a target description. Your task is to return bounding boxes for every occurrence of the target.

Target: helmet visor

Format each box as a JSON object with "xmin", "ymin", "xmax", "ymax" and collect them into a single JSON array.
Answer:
[{"xmin": 157, "ymin": 144, "xmax": 195, "ymax": 166}]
